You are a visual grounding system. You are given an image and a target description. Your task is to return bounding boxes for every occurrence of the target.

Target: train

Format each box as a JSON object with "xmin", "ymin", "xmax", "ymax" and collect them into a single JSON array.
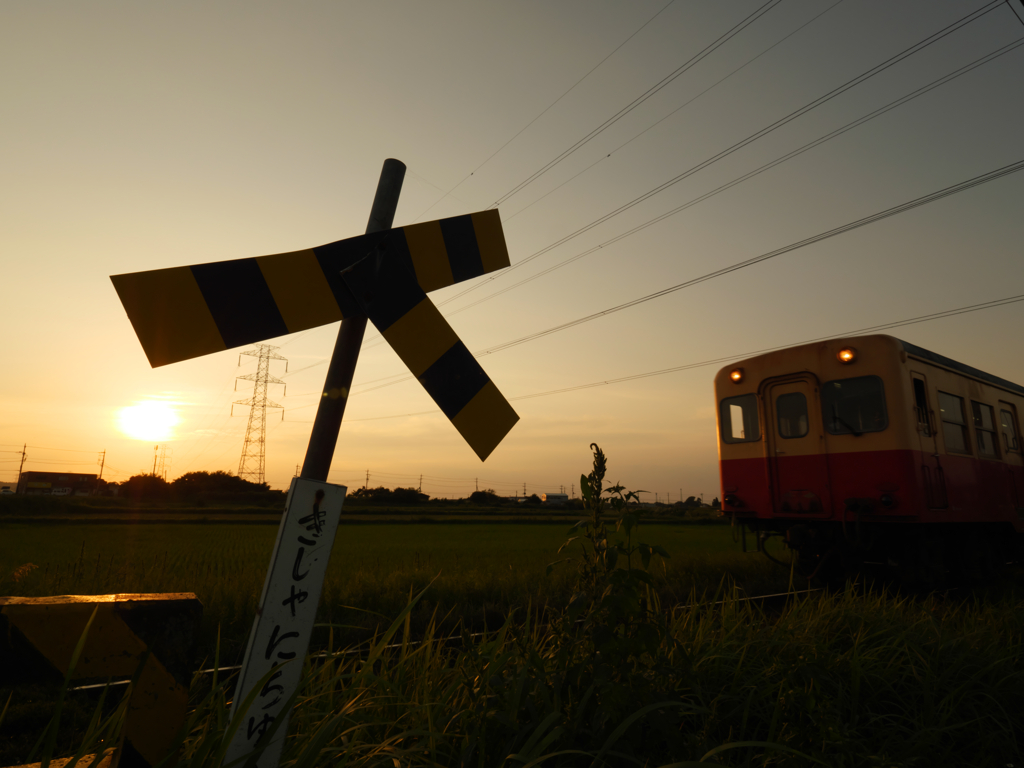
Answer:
[{"xmin": 714, "ymin": 334, "xmax": 1024, "ymax": 585}]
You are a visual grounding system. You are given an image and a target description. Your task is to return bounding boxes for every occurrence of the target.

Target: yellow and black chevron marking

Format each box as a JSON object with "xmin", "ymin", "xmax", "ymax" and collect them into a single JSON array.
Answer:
[
  {"xmin": 110, "ymin": 209, "xmax": 510, "ymax": 368},
  {"xmin": 0, "ymin": 594, "xmax": 202, "ymax": 768},
  {"xmin": 341, "ymin": 247, "xmax": 519, "ymax": 461}
]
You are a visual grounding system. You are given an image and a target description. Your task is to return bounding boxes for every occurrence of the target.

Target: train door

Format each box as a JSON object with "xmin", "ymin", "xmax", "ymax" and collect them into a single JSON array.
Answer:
[
  {"xmin": 765, "ymin": 376, "xmax": 832, "ymax": 514},
  {"xmin": 911, "ymin": 372, "xmax": 947, "ymax": 508}
]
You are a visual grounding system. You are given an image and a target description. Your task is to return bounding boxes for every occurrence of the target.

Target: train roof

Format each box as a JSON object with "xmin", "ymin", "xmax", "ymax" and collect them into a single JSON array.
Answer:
[
  {"xmin": 898, "ymin": 339, "xmax": 1024, "ymax": 397},
  {"xmin": 717, "ymin": 334, "xmax": 1024, "ymax": 398}
]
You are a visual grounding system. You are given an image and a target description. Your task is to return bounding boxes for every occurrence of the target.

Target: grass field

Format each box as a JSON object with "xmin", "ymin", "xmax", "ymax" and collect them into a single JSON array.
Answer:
[
  {"xmin": 0, "ymin": 519, "xmax": 789, "ymax": 660},
  {"xmin": 5, "ymin": 581, "xmax": 1023, "ymax": 767},
  {"xmin": 2, "ymin": 514, "xmax": 1023, "ymax": 766}
]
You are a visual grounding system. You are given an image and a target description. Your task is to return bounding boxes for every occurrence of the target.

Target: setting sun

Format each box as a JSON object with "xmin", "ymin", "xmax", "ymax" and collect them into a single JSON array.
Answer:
[{"xmin": 117, "ymin": 401, "xmax": 180, "ymax": 441}]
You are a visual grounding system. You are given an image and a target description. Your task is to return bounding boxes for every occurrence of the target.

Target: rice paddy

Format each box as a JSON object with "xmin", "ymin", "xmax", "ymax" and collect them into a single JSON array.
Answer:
[{"xmin": 0, "ymin": 519, "xmax": 787, "ymax": 659}]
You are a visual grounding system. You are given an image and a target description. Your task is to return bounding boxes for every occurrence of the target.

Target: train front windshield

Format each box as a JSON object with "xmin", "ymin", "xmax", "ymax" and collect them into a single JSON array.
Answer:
[{"xmin": 821, "ymin": 376, "xmax": 887, "ymax": 435}]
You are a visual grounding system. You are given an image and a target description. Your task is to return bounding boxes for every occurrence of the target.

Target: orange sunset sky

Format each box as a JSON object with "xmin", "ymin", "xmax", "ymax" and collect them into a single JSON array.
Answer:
[{"xmin": 2, "ymin": 1, "xmax": 1023, "ymax": 498}]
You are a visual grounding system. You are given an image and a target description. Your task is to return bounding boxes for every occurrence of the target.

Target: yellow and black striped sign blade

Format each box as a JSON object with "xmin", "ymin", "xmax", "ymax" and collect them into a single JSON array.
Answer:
[
  {"xmin": 110, "ymin": 210, "xmax": 510, "ymax": 368},
  {"xmin": 0, "ymin": 593, "xmax": 202, "ymax": 768},
  {"xmin": 342, "ymin": 250, "xmax": 518, "ymax": 461}
]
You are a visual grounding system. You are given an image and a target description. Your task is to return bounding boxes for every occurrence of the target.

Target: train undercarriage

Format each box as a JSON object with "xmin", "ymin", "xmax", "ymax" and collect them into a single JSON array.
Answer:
[{"xmin": 737, "ymin": 516, "xmax": 1024, "ymax": 588}]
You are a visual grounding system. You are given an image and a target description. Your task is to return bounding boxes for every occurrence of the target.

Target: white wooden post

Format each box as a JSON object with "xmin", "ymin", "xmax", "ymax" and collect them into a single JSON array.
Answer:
[{"xmin": 224, "ymin": 477, "xmax": 346, "ymax": 768}]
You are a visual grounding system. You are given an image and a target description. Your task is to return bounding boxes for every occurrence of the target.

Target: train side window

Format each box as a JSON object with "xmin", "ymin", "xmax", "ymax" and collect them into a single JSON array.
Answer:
[
  {"xmin": 1000, "ymin": 403, "xmax": 1020, "ymax": 452},
  {"xmin": 912, "ymin": 377, "xmax": 930, "ymax": 435},
  {"xmin": 776, "ymin": 392, "xmax": 808, "ymax": 438},
  {"xmin": 821, "ymin": 376, "xmax": 887, "ymax": 435},
  {"xmin": 938, "ymin": 391, "xmax": 971, "ymax": 454},
  {"xmin": 971, "ymin": 401, "xmax": 999, "ymax": 459},
  {"xmin": 720, "ymin": 394, "xmax": 760, "ymax": 444}
]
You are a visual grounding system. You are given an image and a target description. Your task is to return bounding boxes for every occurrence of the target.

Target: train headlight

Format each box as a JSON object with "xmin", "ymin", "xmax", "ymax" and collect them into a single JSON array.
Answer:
[
  {"xmin": 729, "ymin": 368, "xmax": 744, "ymax": 383},
  {"xmin": 837, "ymin": 347, "xmax": 857, "ymax": 364}
]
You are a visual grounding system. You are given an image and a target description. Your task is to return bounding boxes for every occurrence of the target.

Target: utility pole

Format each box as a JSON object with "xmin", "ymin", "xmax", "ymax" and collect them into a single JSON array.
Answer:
[
  {"xmin": 152, "ymin": 445, "xmax": 159, "ymax": 477},
  {"xmin": 571, "ymin": 483, "xmax": 574, "ymax": 499},
  {"xmin": 475, "ymin": 477, "xmax": 478, "ymax": 492},
  {"xmin": 17, "ymin": 444, "xmax": 26, "ymax": 493},
  {"xmin": 234, "ymin": 345, "xmax": 287, "ymax": 485},
  {"xmin": 364, "ymin": 469, "xmax": 370, "ymax": 489},
  {"xmin": 523, "ymin": 482, "xmax": 527, "ymax": 496},
  {"xmin": 418, "ymin": 474, "xmax": 423, "ymax": 493},
  {"xmin": 294, "ymin": 464, "xmax": 300, "ymax": 478},
  {"xmin": 95, "ymin": 450, "xmax": 106, "ymax": 494}
]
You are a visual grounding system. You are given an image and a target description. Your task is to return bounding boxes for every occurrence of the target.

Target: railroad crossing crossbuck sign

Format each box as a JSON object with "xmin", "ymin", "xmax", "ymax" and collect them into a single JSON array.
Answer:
[{"xmin": 111, "ymin": 209, "xmax": 519, "ymax": 459}]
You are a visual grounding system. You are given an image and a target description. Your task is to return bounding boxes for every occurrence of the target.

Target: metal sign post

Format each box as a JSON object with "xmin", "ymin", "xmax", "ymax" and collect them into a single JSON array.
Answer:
[
  {"xmin": 225, "ymin": 160, "xmax": 405, "ymax": 767},
  {"xmin": 111, "ymin": 157, "xmax": 521, "ymax": 768},
  {"xmin": 301, "ymin": 158, "xmax": 406, "ymax": 482}
]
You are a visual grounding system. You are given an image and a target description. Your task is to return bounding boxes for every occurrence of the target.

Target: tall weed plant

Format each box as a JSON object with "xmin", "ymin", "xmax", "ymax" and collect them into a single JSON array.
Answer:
[{"xmin": 544, "ymin": 443, "xmax": 679, "ymax": 749}]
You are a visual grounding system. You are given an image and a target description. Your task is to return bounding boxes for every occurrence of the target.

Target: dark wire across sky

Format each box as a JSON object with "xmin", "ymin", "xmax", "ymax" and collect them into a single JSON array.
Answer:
[{"xmin": 439, "ymin": 0, "xmax": 1007, "ymax": 310}]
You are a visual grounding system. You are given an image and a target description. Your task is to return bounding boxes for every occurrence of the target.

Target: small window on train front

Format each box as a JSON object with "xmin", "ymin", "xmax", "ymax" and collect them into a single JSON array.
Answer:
[
  {"xmin": 720, "ymin": 394, "xmax": 760, "ymax": 444},
  {"xmin": 777, "ymin": 392, "xmax": 808, "ymax": 438},
  {"xmin": 821, "ymin": 376, "xmax": 887, "ymax": 435}
]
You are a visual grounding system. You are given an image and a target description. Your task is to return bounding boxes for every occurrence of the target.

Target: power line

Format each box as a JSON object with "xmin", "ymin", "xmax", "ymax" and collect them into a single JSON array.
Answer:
[
  {"xmin": 21, "ymin": 460, "xmax": 101, "ymax": 467},
  {"xmin": 442, "ymin": 0, "xmax": 1003, "ymax": 308},
  {"xmin": 410, "ymin": 0, "xmax": 681, "ymax": 224},
  {"xmin": 502, "ymin": 0, "xmax": 848, "ymax": 224},
  {"xmin": 334, "ymin": 293, "xmax": 1024, "ymax": 422},
  {"xmin": 472, "ymin": 155, "xmax": 1024, "ymax": 358},
  {"xmin": 281, "ymin": 360, "xmax": 327, "ymax": 379},
  {"xmin": 490, "ymin": 0, "xmax": 785, "ymax": 208},
  {"xmin": 24, "ymin": 445, "xmax": 100, "ymax": 454},
  {"xmin": 446, "ymin": 35, "xmax": 1024, "ymax": 318},
  {"xmin": 355, "ymin": 2, "xmax": 975, "ymax": 354},
  {"xmin": 509, "ymin": 295, "xmax": 1024, "ymax": 400},
  {"xmin": 347, "ymin": 154, "xmax": 1024, "ymax": 400}
]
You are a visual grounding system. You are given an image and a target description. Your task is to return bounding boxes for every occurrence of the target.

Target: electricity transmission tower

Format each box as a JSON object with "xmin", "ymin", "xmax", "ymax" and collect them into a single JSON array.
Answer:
[
  {"xmin": 233, "ymin": 345, "xmax": 287, "ymax": 485},
  {"xmin": 156, "ymin": 445, "xmax": 170, "ymax": 481}
]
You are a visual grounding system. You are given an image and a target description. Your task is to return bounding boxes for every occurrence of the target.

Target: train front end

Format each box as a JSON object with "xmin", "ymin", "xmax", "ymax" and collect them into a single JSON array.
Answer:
[{"xmin": 715, "ymin": 335, "xmax": 923, "ymax": 571}]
